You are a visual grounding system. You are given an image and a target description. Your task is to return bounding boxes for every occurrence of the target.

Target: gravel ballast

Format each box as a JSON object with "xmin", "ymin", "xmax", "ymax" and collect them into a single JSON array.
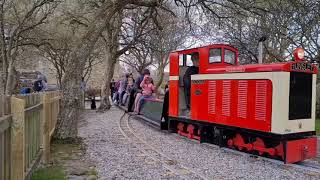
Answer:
[
  {"xmin": 79, "ymin": 108, "xmax": 179, "ymax": 179},
  {"xmin": 79, "ymin": 107, "xmax": 320, "ymax": 179}
]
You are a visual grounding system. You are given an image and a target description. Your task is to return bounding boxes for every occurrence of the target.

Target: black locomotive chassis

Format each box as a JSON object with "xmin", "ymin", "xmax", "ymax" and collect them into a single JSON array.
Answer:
[{"xmin": 168, "ymin": 116, "xmax": 315, "ymax": 159}]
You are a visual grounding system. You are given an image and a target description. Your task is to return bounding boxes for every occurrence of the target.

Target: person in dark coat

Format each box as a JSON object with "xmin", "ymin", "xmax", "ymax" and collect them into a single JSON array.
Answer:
[
  {"xmin": 110, "ymin": 79, "xmax": 116, "ymax": 99},
  {"xmin": 91, "ymin": 97, "xmax": 96, "ymax": 109},
  {"xmin": 119, "ymin": 74, "xmax": 129, "ymax": 105},
  {"xmin": 127, "ymin": 69, "xmax": 150, "ymax": 112},
  {"xmin": 183, "ymin": 52, "xmax": 199, "ymax": 111},
  {"xmin": 113, "ymin": 79, "xmax": 121, "ymax": 104},
  {"xmin": 161, "ymin": 89, "xmax": 169, "ymax": 130}
]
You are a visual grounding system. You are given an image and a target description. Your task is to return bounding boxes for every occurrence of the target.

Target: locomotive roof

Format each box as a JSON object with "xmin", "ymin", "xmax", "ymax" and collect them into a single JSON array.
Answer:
[{"xmin": 172, "ymin": 44, "xmax": 237, "ymax": 54}]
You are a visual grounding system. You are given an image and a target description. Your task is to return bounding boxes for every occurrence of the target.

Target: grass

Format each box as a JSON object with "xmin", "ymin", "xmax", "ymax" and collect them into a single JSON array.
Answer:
[
  {"xmin": 316, "ymin": 119, "xmax": 320, "ymax": 135},
  {"xmin": 31, "ymin": 166, "xmax": 66, "ymax": 180},
  {"xmin": 31, "ymin": 141, "xmax": 84, "ymax": 180},
  {"xmin": 88, "ymin": 168, "xmax": 99, "ymax": 177}
]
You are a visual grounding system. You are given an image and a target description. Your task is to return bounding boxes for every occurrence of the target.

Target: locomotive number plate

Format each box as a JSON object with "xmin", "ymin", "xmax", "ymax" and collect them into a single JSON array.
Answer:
[{"xmin": 291, "ymin": 62, "xmax": 314, "ymax": 72}]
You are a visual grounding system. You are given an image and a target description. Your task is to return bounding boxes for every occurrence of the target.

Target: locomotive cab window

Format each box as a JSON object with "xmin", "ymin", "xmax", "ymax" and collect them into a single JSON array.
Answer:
[
  {"xmin": 179, "ymin": 54, "xmax": 184, "ymax": 66},
  {"xmin": 186, "ymin": 55, "xmax": 193, "ymax": 67},
  {"xmin": 224, "ymin": 49, "xmax": 236, "ymax": 65},
  {"xmin": 179, "ymin": 54, "xmax": 193, "ymax": 66},
  {"xmin": 209, "ymin": 48, "xmax": 222, "ymax": 63}
]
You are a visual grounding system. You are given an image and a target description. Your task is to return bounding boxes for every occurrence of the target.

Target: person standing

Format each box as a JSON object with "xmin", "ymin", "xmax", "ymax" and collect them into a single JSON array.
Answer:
[
  {"xmin": 113, "ymin": 79, "xmax": 121, "ymax": 104},
  {"xmin": 110, "ymin": 79, "xmax": 116, "ymax": 99},
  {"xmin": 119, "ymin": 74, "xmax": 129, "ymax": 105},
  {"xmin": 183, "ymin": 52, "xmax": 199, "ymax": 116},
  {"xmin": 80, "ymin": 77, "xmax": 87, "ymax": 92}
]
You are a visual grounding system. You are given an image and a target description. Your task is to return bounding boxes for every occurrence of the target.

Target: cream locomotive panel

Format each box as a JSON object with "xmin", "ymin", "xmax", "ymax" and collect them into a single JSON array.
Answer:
[
  {"xmin": 191, "ymin": 72, "xmax": 316, "ymax": 135},
  {"xmin": 271, "ymin": 73, "xmax": 316, "ymax": 134}
]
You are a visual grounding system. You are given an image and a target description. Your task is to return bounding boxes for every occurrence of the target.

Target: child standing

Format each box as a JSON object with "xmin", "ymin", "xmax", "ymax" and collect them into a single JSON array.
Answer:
[{"xmin": 134, "ymin": 75, "xmax": 155, "ymax": 113}]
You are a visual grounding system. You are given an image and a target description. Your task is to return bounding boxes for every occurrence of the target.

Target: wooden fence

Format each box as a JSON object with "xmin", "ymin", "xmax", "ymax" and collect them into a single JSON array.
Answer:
[
  {"xmin": 0, "ymin": 96, "xmax": 11, "ymax": 180},
  {"xmin": 0, "ymin": 92, "xmax": 61, "ymax": 180}
]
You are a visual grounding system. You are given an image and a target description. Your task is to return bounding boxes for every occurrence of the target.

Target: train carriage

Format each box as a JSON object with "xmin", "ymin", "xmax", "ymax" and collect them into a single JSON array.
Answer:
[{"xmin": 167, "ymin": 44, "xmax": 318, "ymax": 163}]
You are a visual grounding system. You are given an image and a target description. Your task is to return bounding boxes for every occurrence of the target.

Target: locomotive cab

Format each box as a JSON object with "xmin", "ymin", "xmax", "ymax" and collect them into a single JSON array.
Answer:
[{"xmin": 170, "ymin": 44, "xmax": 239, "ymax": 117}]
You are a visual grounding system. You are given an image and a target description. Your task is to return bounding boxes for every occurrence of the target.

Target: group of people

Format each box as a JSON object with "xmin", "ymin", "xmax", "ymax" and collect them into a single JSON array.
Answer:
[
  {"xmin": 110, "ymin": 51, "xmax": 199, "ymax": 116},
  {"xmin": 20, "ymin": 74, "xmax": 48, "ymax": 94},
  {"xmin": 110, "ymin": 69, "xmax": 156, "ymax": 114}
]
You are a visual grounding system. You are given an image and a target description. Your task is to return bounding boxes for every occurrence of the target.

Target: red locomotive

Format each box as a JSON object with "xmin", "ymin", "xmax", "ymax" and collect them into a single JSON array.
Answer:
[
  {"xmin": 166, "ymin": 44, "xmax": 318, "ymax": 163},
  {"xmin": 120, "ymin": 43, "xmax": 318, "ymax": 164}
]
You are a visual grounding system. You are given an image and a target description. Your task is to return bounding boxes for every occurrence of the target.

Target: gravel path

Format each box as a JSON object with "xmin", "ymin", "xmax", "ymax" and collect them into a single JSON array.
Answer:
[
  {"xmin": 78, "ymin": 107, "xmax": 178, "ymax": 179},
  {"xmin": 79, "ymin": 107, "xmax": 320, "ymax": 180}
]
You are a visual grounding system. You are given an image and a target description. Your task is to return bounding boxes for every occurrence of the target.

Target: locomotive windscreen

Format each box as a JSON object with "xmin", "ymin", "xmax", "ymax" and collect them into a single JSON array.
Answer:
[{"xmin": 289, "ymin": 72, "xmax": 312, "ymax": 120}]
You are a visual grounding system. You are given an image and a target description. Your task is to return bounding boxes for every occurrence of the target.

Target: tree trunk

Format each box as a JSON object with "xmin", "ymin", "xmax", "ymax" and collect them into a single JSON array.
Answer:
[
  {"xmin": 99, "ymin": 53, "xmax": 117, "ymax": 111},
  {"xmin": 155, "ymin": 64, "xmax": 165, "ymax": 93},
  {"xmin": 0, "ymin": 71, "xmax": 4, "ymax": 95},
  {"xmin": 54, "ymin": 2, "xmax": 117, "ymax": 140},
  {"xmin": 98, "ymin": 11, "xmax": 122, "ymax": 111},
  {"xmin": 5, "ymin": 64, "xmax": 18, "ymax": 95},
  {"xmin": 54, "ymin": 75, "xmax": 82, "ymax": 140}
]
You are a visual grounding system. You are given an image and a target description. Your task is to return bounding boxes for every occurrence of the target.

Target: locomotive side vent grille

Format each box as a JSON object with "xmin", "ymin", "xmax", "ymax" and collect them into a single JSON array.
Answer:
[
  {"xmin": 289, "ymin": 72, "xmax": 312, "ymax": 120},
  {"xmin": 237, "ymin": 81, "xmax": 248, "ymax": 119},
  {"xmin": 255, "ymin": 80, "xmax": 267, "ymax": 121},
  {"xmin": 222, "ymin": 80, "xmax": 231, "ymax": 116},
  {"xmin": 208, "ymin": 81, "xmax": 216, "ymax": 114}
]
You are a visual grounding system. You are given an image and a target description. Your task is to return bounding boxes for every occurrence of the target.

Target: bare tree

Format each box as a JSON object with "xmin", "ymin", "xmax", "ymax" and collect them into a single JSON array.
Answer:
[
  {"xmin": 149, "ymin": 14, "xmax": 188, "ymax": 91},
  {"xmin": 38, "ymin": 38, "xmax": 104, "ymax": 87},
  {"xmin": 98, "ymin": 2, "xmax": 174, "ymax": 111},
  {"xmin": 0, "ymin": 0, "xmax": 58, "ymax": 95},
  {"xmin": 55, "ymin": 0, "xmax": 169, "ymax": 139},
  {"xmin": 182, "ymin": 0, "xmax": 320, "ymax": 63},
  {"xmin": 120, "ymin": 43, "xmax": 154, "ymax": 74}
]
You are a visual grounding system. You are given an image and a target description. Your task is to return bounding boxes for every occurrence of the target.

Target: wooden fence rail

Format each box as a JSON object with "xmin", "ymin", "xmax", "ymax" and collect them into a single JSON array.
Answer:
[{"xmin": 0, "ymin": 92, "xmax": 61, "ymax": 180}]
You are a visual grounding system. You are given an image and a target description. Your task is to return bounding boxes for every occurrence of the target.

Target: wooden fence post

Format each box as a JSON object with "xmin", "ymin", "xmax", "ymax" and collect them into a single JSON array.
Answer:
[
  {"xmin": 10, "ymin": 97, "xmax": 25, "ymax": 180},
  {"xmin": 42, "ymin": 93, "xmax": 50, "ymax": 164}
]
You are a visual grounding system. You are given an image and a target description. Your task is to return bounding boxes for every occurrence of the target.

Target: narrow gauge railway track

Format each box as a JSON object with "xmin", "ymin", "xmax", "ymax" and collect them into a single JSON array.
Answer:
[
  {"xmin": 199, "ymin": 139, "xmax": 320, "ymax": 174},
  {"xmin": 116, "ymin": 106, "xmax": 320, "ymax": 176},
  {"xmin": 173, "ymin": 133, "xmax": 320, "ymax": 174},
  {"xmin": 118, "ymin": 112, "xmax": 209, "ymax": 180},
  {"xmin": 131, "ymin": 114, "xmax": 320, "ymax": 175}
]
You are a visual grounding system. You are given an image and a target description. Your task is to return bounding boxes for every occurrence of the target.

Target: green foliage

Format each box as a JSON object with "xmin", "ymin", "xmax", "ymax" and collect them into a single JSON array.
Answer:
[
  {"xmin": 88, "ymin": 168, "xmax": 99, "ymax": 177},
  {"xmin": 316, "ymin": 119, "xmax": 320, "ymax": 135},
  {"xmin": 31, "ymin": 166, "xmax": 66, "ymax": 180},
  {"xmin": 317, "ymin": 72, "xmax": 320, "ymax": 83},
  {"xmin": 160, "ymin": 82, "xmax": 167, "ymax": 89}
]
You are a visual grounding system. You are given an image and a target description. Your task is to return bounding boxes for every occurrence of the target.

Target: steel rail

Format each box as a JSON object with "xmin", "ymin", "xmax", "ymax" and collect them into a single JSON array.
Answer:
[
  {"xmin": 118, "ymin": 112, "xmax": 209, "ymax": 180},
  {"xmin": 117, "ymin": 106, "xmax": 320, "ymax": 176},
  {"xmin": 201, "ymin": 140, "xmax": 320, "ymax": 174}
]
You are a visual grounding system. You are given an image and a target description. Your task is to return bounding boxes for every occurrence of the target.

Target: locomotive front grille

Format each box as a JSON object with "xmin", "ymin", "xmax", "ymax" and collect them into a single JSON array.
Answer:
[{"xmin": 289, "ymin": 72, "xmax": 312, "ymax": 120}]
